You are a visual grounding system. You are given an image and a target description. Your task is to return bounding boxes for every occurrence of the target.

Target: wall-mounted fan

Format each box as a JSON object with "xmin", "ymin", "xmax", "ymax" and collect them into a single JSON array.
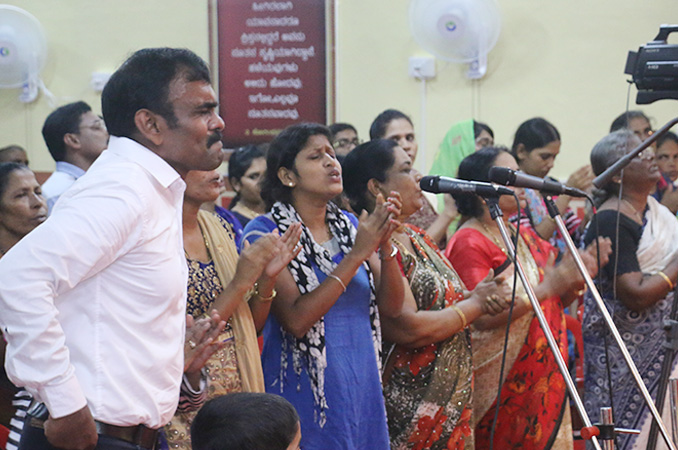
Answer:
[
  {"xmin": 409, "ymin": 0, "xmax": 500, "ymax": 79},
  {"xmin": 0, "ymin": 5, "xmax": 47, "ymax": 102}
]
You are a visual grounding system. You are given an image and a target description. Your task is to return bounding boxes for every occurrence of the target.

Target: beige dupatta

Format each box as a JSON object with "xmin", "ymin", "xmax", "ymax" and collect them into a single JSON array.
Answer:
[
  {"xmin": 470, "ymin": 235, "xmax": 538, "ymax": 426},
  {"xmin": 197, "ymin": 210, "xmax": 265, "ymax": 393}
]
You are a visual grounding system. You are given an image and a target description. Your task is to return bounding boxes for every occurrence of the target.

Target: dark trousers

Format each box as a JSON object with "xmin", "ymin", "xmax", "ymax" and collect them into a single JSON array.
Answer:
[{"xmin": 19, "ymin": 423, "xmax": 149, "ymax": 450}]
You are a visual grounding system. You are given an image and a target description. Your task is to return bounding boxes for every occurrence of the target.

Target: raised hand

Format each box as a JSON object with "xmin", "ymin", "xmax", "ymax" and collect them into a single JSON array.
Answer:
[
  {"xmin": 184, "ymin": 310, "xmax": 226, "ymax": 374},
  {"xmin": 466, "ymin": 269, "xmax": 511, "ymax": 316},
  {"xmin": 580, "ymin": 236, "xmax": 612, "ymax": 278},
  {"xmin": 354, "ymin": 193, "xmax": 399, "ymax": 261},
  {"xmin": 566, "ymin": 165, "xmax": 595, "ymax": 193},
  {"xmin": 263, "ymin": 223, "xmax": 302, "ymax": 279},
  {"xmin": 235, "ymin": 234, "xmax": 281, "ymax": 288}
]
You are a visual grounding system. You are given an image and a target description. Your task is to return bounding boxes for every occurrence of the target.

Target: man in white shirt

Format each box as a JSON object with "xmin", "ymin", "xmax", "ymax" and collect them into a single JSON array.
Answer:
[
  {"xmin": 40, "ymin": 101, "xmax": 109, "ymax": 213},
  {"xmin": 0, "ymin": 48, "xmax": 227, "ymax": 450}
]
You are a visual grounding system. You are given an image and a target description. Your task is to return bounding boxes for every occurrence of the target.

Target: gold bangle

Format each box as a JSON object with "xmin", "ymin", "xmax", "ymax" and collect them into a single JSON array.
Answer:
[
  {"xmin": 451, "ymin": 305, "xmax": 468, "ymax": 329},
  {"xmin": 327, "ymin": 274, "xmax": 347, "ymax": 293},
  {"xmin": 380, "ymin": 244, "xmax": 398, "ymax": 261},
  {"xmin": 656, "ymin": 271, "xmax": 675, "ymax": 290},
  {"xmin": 254, "ymin": 283, "xmax": 277, "ymax": 302}
]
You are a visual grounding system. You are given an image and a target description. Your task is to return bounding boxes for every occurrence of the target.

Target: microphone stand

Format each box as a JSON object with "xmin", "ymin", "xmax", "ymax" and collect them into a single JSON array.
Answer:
[
  {"xmin": 541, "ymin": 196, "xmax": 677, "ymax": 450},
  {"xmin": 485, "ymin": 197, "xmax": 602, "ymax": 450}
]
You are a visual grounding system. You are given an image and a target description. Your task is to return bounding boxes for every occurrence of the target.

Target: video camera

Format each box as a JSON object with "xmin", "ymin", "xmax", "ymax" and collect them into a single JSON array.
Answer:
[{"xmin": 625, "ymin": 24, "xmax": 678, "ymax": 104}]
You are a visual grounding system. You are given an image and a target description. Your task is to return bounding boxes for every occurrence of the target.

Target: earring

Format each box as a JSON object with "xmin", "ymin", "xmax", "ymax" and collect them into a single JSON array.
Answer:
[{"xmin": 288, "ymin": 182, "xmax": 295, "ymax": 187}]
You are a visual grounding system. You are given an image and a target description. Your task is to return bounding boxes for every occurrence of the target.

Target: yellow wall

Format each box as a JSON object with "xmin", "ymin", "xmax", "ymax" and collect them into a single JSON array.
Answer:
[
  {"xmin": 1, "ymin": 0, "xmax": 676, "ymax": 181},
  {"xmin": 0, "ymin": 0, "xmax": 210, "ymax": 171}
]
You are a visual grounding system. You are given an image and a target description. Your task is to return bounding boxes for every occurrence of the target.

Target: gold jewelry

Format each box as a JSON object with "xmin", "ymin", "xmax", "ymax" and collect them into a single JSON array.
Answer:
[
  {"xmin": 232, "ymin": 202, "xmax": 262, "ymax": 220},
  {"xmin": 328, "ymin": 274, "xmax": 347, "ymax": 293},
  {"xmin": 380, "ymin": 244, "xmax": 398, "ymax": 261},
  {"xmin": 254, "ymin": 282, "xmax": 277, "ymax": 302},
  {"xmin": 451, "ymin": 305, "xmax": 468, "ymax": 329},
  {"xmin": 656, "ymin": 271, "xmax": 675, "ymax": 290},
  {"xmin": 187, "ymin": 340, "xmax": 197, "ymax": 349},
  {"xmin": 480, "ymin": 221, "xmax": 508, "ymax": 254}
]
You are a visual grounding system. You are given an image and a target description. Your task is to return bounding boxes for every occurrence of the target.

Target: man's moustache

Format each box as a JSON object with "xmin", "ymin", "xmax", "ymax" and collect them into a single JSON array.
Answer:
[{"xmin": 207, "ymin": 132, "xmax": 223, "ymax": 147}]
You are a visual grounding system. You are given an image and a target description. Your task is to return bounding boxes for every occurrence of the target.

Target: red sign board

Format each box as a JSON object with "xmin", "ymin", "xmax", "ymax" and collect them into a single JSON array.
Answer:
[{"xmin": 216, "ymin": 0, "xmax": 328, "ymax": 147}]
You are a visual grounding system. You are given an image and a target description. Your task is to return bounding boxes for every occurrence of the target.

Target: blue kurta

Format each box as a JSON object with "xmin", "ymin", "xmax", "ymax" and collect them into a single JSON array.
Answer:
[{"xmin": 243, "ymin": 214, "xmax": 389, "ymax": 450}]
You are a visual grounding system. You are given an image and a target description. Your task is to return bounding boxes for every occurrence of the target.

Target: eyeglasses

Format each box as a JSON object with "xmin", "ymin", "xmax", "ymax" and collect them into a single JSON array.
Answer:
[{"xmin": 333, "ymin": 138, "xmax": 361, "ymax": 149}]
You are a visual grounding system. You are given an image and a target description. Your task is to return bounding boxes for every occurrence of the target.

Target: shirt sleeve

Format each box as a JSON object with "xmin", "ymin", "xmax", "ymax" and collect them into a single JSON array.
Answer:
[
  {"xmin": 176, "ymin": 370, "xmax": 208, "ymax": 413},
  {"xmin": 0, "ymin": 178, "xmax": 146, "ymax": 418}
]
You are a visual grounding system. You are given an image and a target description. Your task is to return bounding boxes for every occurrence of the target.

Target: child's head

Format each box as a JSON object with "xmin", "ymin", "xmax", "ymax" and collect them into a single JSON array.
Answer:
[{"xmin": 191, "ymin": 392, "xmax": 301, "ymax": 450}]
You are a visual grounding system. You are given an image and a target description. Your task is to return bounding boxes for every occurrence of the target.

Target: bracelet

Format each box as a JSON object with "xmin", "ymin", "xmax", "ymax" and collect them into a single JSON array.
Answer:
[
  {"xmin": 380, "ymin": 244, "xmax": 398, "ymax": 261},
  {"xmin": 328, "ymin": 274, "xmax": 347, "ymax": 293},
  {"xmin": 656, "ymin": 271, "xmax": 675, "ymax": 290},
  {"xmin": 451, "ymin": 305, "xmax": 468, "ymax": 329},
  {"xmin": 254, "ymin": 283, "xmax": 277, "ymax": 302}
]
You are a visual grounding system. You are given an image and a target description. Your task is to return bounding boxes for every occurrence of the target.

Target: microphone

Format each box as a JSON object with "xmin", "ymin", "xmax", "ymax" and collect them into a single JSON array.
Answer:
[
  {"xmin": 420, "ymin": 175, "xmax": 514, "ymax": 197},
  {"xmin": 488, "ymin": 167, "xmax": 588, "ymax": 198}
]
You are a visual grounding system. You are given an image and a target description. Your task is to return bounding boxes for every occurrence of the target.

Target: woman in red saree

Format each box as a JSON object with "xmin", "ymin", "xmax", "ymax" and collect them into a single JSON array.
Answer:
[{"xmin": 445, "ymin": 147, "xmax": 608, "ymax": 450}]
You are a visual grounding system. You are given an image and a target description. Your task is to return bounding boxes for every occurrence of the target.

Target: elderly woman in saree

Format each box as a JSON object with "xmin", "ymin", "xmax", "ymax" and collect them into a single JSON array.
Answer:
[
  {"xmin": 342, "ymin": 139, "xmax": 510, "ymax": 450},
  {"xmin": 583, "ymin": 129, "xmax": 678, "ymax": 450}
]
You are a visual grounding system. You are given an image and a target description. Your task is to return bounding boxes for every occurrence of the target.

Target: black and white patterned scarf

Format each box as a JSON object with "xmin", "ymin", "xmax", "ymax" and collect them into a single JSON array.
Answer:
[{"xmin": 270, "ymin": 201, "xmax": 381, "ymax": 427}]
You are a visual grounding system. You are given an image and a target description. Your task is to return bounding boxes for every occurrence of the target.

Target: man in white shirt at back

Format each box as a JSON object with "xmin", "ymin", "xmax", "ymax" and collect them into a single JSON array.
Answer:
[
  {"xmin": 40, "ymin": 101, "xmax": 109, "ymax": 213},
  {"xmin": 0, "ymin": 47, "xmax": 227, "ymax": 450}
]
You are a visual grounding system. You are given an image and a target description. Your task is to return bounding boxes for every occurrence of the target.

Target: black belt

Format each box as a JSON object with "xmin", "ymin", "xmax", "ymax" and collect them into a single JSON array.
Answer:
[{"xmin": 30, "ymin": 417, "xmax": 158, "ymax": 449}]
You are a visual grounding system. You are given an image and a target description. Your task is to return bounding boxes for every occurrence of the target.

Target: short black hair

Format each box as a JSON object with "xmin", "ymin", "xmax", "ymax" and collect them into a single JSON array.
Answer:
[
  {"xmin": 473, "ymin": 120, "xmax": 494, "ymax": 139},
  {"xmin": 41, "ymin": 101, "xmax": 92, "ymax": 162},
  {"xmin": 261, "ymin": 122, "xmax": 331, "ymax": 209},
  {"xmin": 328, "ymin": 122, "xmax": 357, "ymax": 137},
  {"xmin": 454, "ymin": 146, "xmax": 511, "ymax": 218},
  {"xmin": 191, "ymin": 393, "xmax": 300, "ymax": 450},
  {"xmin": 342, "ymin": 139, "xmax": 398, "ymax": 214},
  {"xmin": 369, "ymin": 109, "xmax": 412, "ymax": 140},
  {"xmin": 610, "ymin": 110, "xmax": 651, "ymax": 133},
  {"xmin": 102, "ymin": 47, "xmax": 211, "ymax": 139},
  {"xmin": 657, "ymin": 131, "xmax": 678, "ymax": 149},
  {"xmin": 228, "ymin": 144, "xmax": 266, "ymax": 207},
  {"xmin": 0, "ymin": 162, "xmax": 32, "ymax": 203},
  {"xmin": 510, "ymin": 117, "xmax": 560, "ymax": 161}
]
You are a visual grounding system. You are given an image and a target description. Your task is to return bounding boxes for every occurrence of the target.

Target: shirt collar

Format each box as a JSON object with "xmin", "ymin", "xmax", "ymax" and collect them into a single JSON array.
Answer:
[
  {"xmin": 55, "ymin": 161, "xmax": 86, "ymax": 178},
  {"xmin": 105, "ymin": 136, "xmax": 182, "ymax": 189}
]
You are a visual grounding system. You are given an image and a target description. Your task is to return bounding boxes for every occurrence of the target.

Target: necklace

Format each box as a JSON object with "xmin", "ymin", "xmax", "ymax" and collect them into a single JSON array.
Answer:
[
  {"xmin": 620, "ymin": 198, "xmax": 644, "ymax": 223},
  {"xmin": 232, "ymin": 202, "xmax": 262, "ymax": 220},
  {"xmin": 480, "ymin": 221, "xmax": 512, "ymax": 254}
]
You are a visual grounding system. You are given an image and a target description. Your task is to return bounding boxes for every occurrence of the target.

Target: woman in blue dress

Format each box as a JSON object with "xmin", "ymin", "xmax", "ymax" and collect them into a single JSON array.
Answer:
[{"xmin": 243, "ymin": 123, "xmax": 405, "ymax": 450}]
